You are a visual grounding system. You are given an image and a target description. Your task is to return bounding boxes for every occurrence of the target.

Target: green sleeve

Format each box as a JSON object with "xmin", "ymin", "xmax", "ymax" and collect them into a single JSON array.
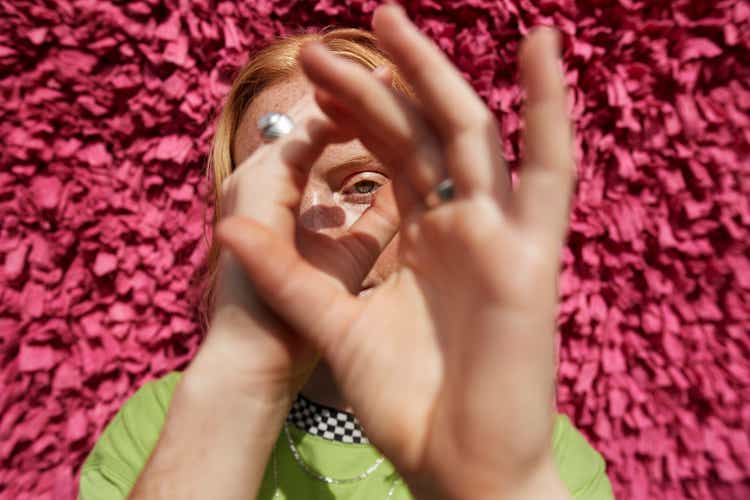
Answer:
[
  {"xmin": 552, "ymin": 413, "xmax": 614, "ymax": 499},
  {"xmin": 77, "ymin": 371, "xmax": 183, "ymax": 500}
]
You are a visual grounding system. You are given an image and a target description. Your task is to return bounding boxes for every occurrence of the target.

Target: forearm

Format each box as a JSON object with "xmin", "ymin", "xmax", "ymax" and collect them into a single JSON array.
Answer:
[
  {"xmin": 482, "ymin": 461, "xmax": 572, "ymax": 500},
  {"xmin": 127, "ymin": 335, "xmax": 292, "ymax": 500}
]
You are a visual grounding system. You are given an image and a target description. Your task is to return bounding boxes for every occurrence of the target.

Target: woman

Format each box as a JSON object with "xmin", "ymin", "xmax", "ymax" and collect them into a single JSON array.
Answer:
[{"xmin": 79, "ymin": 4, "xmax": 613, "ymax": 499}]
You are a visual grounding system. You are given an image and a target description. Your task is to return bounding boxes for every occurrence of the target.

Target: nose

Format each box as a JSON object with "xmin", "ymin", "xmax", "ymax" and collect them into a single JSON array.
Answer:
[{"xmin": 298, "ymin": 183, "xmax": 347, "ymax": 233}]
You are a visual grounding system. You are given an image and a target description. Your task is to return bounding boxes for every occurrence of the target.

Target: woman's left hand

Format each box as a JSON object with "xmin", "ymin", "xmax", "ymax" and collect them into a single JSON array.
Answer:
[{"xmin": 216, "ymin": 4, "xmax": 575, "ymax": 499}]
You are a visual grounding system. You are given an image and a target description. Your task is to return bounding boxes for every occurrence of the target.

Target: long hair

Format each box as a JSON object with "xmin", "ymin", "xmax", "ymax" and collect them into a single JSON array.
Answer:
[{"xmin": 198, "ymin": 27, "xmax": 416, "ymax": 332}]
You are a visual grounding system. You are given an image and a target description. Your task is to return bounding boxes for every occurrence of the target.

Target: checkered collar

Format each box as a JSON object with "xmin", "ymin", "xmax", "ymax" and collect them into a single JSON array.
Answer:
[{"xmin": 287, "ymin": 393, "xmax": 369, "ymax": 444}]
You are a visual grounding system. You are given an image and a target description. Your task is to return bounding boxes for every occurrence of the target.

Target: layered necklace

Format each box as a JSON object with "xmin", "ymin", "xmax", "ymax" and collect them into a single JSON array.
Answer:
[{"xmin": 272, "ymin": 394, "xmax": 403, "ymax": 499}]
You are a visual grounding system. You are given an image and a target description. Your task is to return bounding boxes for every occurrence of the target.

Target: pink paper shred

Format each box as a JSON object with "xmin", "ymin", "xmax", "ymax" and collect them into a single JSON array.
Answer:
[{"xmin": 1, "ymin": 1, "xmax": 748, "ymax": 499}]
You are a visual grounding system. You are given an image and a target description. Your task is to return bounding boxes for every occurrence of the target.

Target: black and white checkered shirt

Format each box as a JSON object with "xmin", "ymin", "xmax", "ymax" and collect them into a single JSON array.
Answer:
[{"xmin": 287, "ymin": 393, "xmax": 369, "ymax": 444}]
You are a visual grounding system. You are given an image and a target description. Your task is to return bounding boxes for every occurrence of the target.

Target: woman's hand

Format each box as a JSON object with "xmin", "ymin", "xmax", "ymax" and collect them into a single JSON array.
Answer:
[
  {"xmin": 204, "ymin": 74, "xmax": 399, "ymax": 403},
  {"xmin": 215, "ymin": 4, "xmax": 575, "ymax": 499},
  {"xmin": 130, "ymin": 81, "xmax": 402, "ymax": 500}
]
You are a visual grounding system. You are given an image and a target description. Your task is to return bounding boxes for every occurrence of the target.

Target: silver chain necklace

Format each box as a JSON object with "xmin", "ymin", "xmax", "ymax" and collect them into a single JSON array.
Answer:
[{"xmin": 272, "ymin": 422, "xmax": 401, "ymax": 498}]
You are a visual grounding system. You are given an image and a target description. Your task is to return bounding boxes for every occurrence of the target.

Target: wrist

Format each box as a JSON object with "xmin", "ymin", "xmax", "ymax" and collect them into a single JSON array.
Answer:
[
  {"xmin": 191, "ymin": 327, "xmax": 312, "ymax": 411},
  {"xmin": 211, "ymin": 250, "xmax": 271, "ymax": 327},
  {"xmin": 183, "ymin": 348, "xmax": 295, "ymax": 414},
  {"xmin": 201, "ymin": 251, "xmax": 315, "ymax": 401},
  {"xmin": 405, "ymin": 454, "xmax": 570, "ymax": 500},
  {"xmin": 476, "ymin": 457, "xmax": 570, "ymax": 500},
  {"xmin": 128, "ymin": 347, "xmax": 293, "ymax": 500}
]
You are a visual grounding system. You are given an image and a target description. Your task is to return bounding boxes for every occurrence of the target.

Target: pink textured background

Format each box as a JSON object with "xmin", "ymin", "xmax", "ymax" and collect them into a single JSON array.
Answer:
[{"xmin": 1, "ymin": 0, "xmax": 748, "ymax": 498}]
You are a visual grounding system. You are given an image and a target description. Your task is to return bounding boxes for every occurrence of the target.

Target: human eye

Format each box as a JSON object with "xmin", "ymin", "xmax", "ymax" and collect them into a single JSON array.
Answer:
[{"xmin": 339, "ymin": 172, "xmax": 388, "ymax": 204}]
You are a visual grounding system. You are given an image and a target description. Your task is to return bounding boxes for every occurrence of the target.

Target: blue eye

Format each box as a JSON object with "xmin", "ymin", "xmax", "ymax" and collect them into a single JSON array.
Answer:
[
  {"xmin": 353, "ymin": 180, "xmax": 379, "ymax": 194},
  {"xmin": 340, "ymin": 173, "xmax": 388, "ymax": 204}
]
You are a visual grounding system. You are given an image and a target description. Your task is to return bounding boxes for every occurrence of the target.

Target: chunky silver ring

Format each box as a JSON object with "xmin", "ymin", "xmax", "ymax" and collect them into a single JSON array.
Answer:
[
  {"xmin": 424, "ymin": 178, "xmax": 455, "ymax": 208},
  {"xmin": 258, "ymin": 112, "xmax": 295, "ymax": 142}
]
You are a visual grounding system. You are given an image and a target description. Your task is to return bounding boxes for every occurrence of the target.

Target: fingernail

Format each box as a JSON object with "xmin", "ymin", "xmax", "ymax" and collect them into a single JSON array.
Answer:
[
  {"xmin": 532, "ymin": 26, "xmax": 560, "ymax": 53},
  {"xmin": 374, "ymin": 2, "xmax": 405, "ymax": 31},
  {"xmin": 384, "ymin": 0, "xmax": 405, "ymax": 14},
  {"xmin": 300, "ymin": 40, "xmax": 325, "ymax": 56},
  {"xmin": 297, "ymin": 41, "xmax": 317, "ymax": 64},
  {"xmin": 548, "ymin": 28, "xmax": 562, "ymax": 55}
]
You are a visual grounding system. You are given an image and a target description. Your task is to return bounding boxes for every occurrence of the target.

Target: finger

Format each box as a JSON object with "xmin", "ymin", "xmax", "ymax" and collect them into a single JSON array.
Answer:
[
  {"xmin": 276, "ymin": 93, "xmax": 355, "ymax": 175},
  {"xmin": 300, "ymin": 42, "xmax": 446, "ymax": 204},
  {"xmin": 340, "ymin": 184, "xmax": 400, "ymax": 285},
  {"xmin": 371, "ymin": 4, "xmax": 509, "ymax": 197},
  {"xmin": 311, "ymin": 64, "xmax": 393, "ymax": 123},
  {"xmin": 514, "ymin": 27, "xmax": 576, "ymax": 245},
  {"xmin": 216, "ymin": 216, "xmax": 357, "ymax": 351}
]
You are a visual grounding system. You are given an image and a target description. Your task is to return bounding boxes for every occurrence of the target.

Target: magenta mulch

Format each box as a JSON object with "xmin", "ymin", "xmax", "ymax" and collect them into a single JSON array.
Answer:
[{"xmin": 1, "ymin": 0, "xmax": 748, "ymax": 498}]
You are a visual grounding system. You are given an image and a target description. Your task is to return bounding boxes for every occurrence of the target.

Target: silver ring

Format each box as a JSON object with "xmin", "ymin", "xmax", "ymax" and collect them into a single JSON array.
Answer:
[
  {"xmin": 424, "ymin": 178, "xmax": 455, "ymax": 208},
  {"xmin": 258, "ymin": 112, "xmax": 295, "ymax": 142}
]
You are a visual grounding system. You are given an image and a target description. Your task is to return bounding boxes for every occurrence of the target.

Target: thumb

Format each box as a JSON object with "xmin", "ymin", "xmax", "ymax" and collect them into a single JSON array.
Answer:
[{"xmin": 215, "ymin": 215, "xmax": 357, "ymax": 351}]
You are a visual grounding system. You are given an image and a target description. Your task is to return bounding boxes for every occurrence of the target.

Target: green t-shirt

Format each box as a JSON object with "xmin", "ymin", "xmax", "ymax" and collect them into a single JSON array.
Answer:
[{"xmin": 78, "ymin": 371, "xmax": 613, "ymax": 499}]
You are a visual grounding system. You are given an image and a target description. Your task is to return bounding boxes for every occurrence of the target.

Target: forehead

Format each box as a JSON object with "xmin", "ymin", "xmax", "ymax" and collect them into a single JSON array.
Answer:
[{"xmin": 233, "ymin": 73, "xmax": 369, "ymax": 168}]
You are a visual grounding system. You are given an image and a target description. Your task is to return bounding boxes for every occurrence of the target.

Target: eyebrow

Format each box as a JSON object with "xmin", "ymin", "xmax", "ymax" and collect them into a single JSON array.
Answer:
[
  {"xmin": 324, "ymin": 153, "xmax": 388, "ymax": 186},
  {"xmin": 334, "ymin": 154, "xmax": 383, "ymax": 170}
]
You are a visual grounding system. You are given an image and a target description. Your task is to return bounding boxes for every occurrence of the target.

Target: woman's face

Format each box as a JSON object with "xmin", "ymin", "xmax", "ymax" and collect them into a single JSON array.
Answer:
[{"xmin": 232, "ymin": 72, "xmax": 400, "ymax": 294}]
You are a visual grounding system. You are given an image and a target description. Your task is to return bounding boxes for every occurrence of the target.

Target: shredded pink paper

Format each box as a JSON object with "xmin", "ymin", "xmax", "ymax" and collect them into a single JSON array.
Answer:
[{"xmin": 1, "ymin": 1, "xmax": 748, "ymax": 499}]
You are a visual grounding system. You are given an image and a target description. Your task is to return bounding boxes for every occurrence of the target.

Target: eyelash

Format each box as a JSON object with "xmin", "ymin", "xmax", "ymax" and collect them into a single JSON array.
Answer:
[{"xmin": 340, "ymin": 173, "xmax": 387, "ymax": 204}]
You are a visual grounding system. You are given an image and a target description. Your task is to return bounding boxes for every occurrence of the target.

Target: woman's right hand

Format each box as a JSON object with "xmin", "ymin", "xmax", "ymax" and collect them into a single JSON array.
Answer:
[
  {"xmin": 128, "ymin": 70, "xmax": 399, "ymax": 500},
  {"xmin": 199, "ymin": 71, "xmax": 399, "ymax": 403}
]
